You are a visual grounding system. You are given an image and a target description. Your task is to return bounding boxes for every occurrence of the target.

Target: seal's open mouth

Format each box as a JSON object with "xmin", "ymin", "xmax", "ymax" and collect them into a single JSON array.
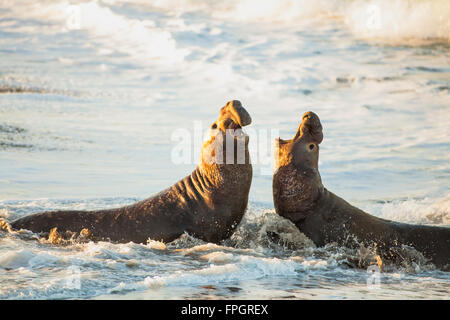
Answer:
[
  {"xmin": 224, "ymin": 119, "xmax": 247, "ymax": 138},
  {"xmin": 223, "ymin": 118, "xmax": 242, "ymax": 130},
  {"xmin": 202, "ymin": 100, "xmax": 252, "ymax": 165}
]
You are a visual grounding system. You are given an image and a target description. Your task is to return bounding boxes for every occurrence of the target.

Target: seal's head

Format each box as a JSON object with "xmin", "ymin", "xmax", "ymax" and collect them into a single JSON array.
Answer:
[
  {"xmin": 201, "ymin": 100, "xmax": 252, "ymax": 167},
  {"xmin": 273, "ymin": 111, "xmax": 324, "ymax": 223}
]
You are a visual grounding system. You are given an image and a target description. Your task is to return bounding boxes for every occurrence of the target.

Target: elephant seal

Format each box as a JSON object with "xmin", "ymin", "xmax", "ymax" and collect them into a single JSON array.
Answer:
[
  {"xmin": 273, "ymin": 111, "xmax": 450, "ymax": 269},
  {"xmin": 11, "ymin": 100, "xmax": 252, "ymax": 244}
]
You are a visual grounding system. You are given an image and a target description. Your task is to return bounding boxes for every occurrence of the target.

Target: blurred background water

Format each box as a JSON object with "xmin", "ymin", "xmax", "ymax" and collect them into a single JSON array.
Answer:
[{"xmin": 0, "ymin": 0, "xmax": 449, "ymax": 299}]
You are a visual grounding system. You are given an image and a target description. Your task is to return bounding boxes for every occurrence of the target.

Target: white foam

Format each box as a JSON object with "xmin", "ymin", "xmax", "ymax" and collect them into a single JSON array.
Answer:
[
  {"xmin": 0, "ymin": 209, "xmax": 9, "ymax": 219},
  {"xmin": 117, "ymin": 0, "xmax": 450, "ymax": 44},
  {"xmin": 228, "ymin": 207, "xmax": 315, "ymax": 251},
  {"xmin": 220, "ymin": 0, "xmax": 335, "ymax": 24},
  {"xmin": 142, "ymin": 255, "xmax": 302, "ymax": 288},
  {"xmin": 6, "ymin": 0, "xmax": 437, "ymax": 53},
  {"xmin": 0, "ymin": 0, "xmax": 188, "ymax": 64},
  {"xmin": 362, "ymin": 194, "xmax": 450, "ymax": 226},
  {"xmin": 345, "ymin": 0, "xmax": 450, "ymax": 44},
  {"xmin": 200, "ymin": 251, "xmax": 234, "ymax": 263},
  {"xmin": 146, "ymin": 240, "xmax": 167, "ymax": 250},
  {"xmin": 230, "ymin": 0, "xmax": 450, "ymax": 44},
  {"xmin": 0, "ymin": 249, "xmax": 36, "ymax": 269},
  {"xmin": 0, "ymin": 249, "xmax": 60, "ymax": 269},
  {"xmin": 177, "ymin": 243, "xmax": 228, "ymax": 255},
  {"xmin": 300, "ymin": 258, "xmax": 329, "ymax": 269},
  {"xmin": 82, "ymin": 241, "xmax": 133, "ymax": 259}
]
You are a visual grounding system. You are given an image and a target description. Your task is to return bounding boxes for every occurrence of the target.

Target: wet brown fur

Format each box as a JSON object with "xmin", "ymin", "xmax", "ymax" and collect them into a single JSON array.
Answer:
[{"xmin": 12, "ymin": 100, "xmax": 252, "ymax": 244}]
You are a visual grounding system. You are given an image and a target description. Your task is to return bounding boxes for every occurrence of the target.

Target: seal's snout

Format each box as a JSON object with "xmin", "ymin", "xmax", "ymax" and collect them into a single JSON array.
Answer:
[
  {"xmin": 295, "ymin": 111, "xmax": 323, "ymax": 144},
  {"xmin": 224, "ymin": 100, "xmax": 252, "ymax": 127},
  {"xmin": 301, "ymin": 111, "xmax": 321, "ymax": 130}
]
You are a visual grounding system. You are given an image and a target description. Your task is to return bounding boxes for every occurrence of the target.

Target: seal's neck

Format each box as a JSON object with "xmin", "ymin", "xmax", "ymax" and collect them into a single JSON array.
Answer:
[
  {"xmin": 273, "ymin": 162, "xmax": 324, "ymax": 224},
  {"xmin": 197, "ymin": 159, "xmax": 251, "ymax": 191},
  {"xmin": 198, "ymin": 134, "xmax": 251, "ymax": 190}
]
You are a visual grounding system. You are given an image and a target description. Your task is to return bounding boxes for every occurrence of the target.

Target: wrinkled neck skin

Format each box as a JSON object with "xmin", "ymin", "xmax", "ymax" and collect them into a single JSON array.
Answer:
[
  {"xmin": 273, "ymin": 162, "xmax": 323, "ymax": 224},
  {"xmin": 183, "ymin": 132, "xmax": 252, "ymax": 241}
]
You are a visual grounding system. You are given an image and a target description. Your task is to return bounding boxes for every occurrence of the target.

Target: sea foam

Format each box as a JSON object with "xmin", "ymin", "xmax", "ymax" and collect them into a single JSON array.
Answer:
[{"xmin": 131, "ymin": 0, "xmax": 450, "ymax": 44}]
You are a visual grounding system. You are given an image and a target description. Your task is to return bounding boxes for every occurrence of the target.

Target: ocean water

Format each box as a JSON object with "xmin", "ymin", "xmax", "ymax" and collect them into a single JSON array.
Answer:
[{"xmin": 0, "ymin": 0, "xmax": 449, "ymax": 300}]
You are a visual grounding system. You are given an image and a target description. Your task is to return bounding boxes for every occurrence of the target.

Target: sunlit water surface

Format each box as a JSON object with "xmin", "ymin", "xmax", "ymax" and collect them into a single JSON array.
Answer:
[{"xmin": 0, "ymin": 0, "xmax": 449, "ymax": 299}]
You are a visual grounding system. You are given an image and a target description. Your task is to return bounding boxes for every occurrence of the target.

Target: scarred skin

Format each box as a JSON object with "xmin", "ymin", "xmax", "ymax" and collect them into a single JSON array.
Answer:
[
  {"xmin": 11, "ymin": 100, "xmax": 252, "ymax": 244},
  {"xmin": 273, "ymin": 111, "xmax": 450, "ymax": 269}
]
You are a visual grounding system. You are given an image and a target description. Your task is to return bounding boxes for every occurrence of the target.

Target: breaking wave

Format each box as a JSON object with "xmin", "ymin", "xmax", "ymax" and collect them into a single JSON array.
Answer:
[
  {"xmin": 0, "ymin": 198, "xmax": 445, "ymax": 299},
  {"xmin": 130, "ymin": 0, "xmax": 450, "ymax": 44},
  {"xmin": 362, "ymin": 194, "xmax": 450, "ymax": 226},
  {"xmin": 0, "ymin": 0, "xmax": 188, "ymax": 65}
]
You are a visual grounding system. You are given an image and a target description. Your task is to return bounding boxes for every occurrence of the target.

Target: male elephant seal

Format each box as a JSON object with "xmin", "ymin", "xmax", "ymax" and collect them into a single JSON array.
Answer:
[
  {"xmin": 273, "ymin": 111, "xmax": 450, "ymax": 269},
  {"xmin": 11, "ymin": 100, "xmax": 252, "ymax": 244}
]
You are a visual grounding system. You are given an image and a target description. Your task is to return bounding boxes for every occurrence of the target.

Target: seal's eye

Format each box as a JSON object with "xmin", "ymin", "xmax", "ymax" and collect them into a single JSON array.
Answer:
[{"xmin": 309, "ymin": 144, "xmax": 315, "ymax": 150}]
